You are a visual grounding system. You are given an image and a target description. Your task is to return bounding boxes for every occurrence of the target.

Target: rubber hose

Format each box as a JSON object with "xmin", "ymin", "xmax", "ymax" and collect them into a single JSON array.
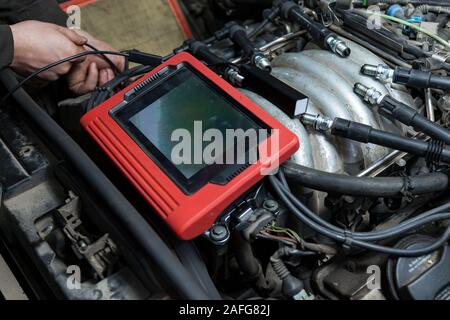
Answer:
[
  {"xmin": 282, "ymin": 161, "xmax": 448, "ymax": 197},
  {"xmin": 230, "ymin": 232, "xmax": 268, "ymax": 290}
]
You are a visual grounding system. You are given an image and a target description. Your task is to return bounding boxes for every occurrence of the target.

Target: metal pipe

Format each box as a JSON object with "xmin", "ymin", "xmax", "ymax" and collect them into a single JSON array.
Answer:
[{"xmin": 425, "ymin": 88, "xmax": 436, "ymax": 122}]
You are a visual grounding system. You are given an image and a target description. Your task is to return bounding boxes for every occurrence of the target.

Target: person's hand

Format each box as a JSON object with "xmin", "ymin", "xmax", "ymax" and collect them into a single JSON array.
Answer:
[
  {"xmin": 10, "ymin": 21, "xmax": 88, "ymax": 81},
  {"xmin": 66, "ymin": 30, "xmax": 125, "ymax": 95}
]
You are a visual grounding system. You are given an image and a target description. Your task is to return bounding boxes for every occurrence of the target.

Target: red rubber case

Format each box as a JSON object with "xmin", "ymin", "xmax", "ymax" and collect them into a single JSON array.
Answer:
[{"xmin": 81, "ymin": 52, "xmax": 299, "ymax": 240}]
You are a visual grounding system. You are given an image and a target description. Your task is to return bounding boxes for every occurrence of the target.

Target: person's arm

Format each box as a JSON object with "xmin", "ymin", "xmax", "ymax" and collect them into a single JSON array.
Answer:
[
  {"xmin": 0, "ymin": 25, "xmax": 13, "ymax": 69},
  {"xmin": 0, "ymin": 0, "xmax": 67, "ymax": 26},
  {"xmin": 0, "ymin": 0, "xmax": 68, "ymax": 69}
]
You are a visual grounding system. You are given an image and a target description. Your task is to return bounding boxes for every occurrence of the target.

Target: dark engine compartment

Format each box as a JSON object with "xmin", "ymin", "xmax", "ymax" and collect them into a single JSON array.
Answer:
[{"xmin": 1, "ymin": 0, "xmax": 450, "ymax": 300}]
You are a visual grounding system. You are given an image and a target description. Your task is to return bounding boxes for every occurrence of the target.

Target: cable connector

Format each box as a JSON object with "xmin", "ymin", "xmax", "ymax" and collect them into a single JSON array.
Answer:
[
  {"xmin": 326, "ymin": 35, "xmax": 352, "ymax": 58},
  {"xmin": 225, "ymin": 67, "xmax": 245, "ymax": 86},
  {"xmin": 353, "ymin": 83, "xmax": 385, "ymax": 105},
  {"xmin": 301, "ymin": 113, "xmax": 450, "ymax": 163},
  {"xmin": 362, "ymin": 64, "xmax": 450, "ymax": 91},
  {"xmin": 228, "ymin": 22, "xmax": 272, "ymax": 72},
  {"xmin": 126, "ymin": 49, "xmax": 163, "ymax": 67},
  {"xmin": 361, "ymin": 64, "xmax": 394, "ymax": 83},
  {"xmin": 278, "ymin": 0, "xmax": 351, "ymax": 57},
  {"xmin": 355, "ymin": 83, "xmax": 450, "ymax": 145},
  {"xmin": 300, "ymin": 113, "xmax": 333, "ymax": 132}
]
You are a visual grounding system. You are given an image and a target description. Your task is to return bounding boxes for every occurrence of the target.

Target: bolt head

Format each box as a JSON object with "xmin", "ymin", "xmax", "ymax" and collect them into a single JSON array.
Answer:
[
  {"xmin": 210, "ymin": 225, "xmax": 229, "ymax": 242},
  {"xmin": 263, "ymin": 200, "xmax": 279, "ymax": 212}
]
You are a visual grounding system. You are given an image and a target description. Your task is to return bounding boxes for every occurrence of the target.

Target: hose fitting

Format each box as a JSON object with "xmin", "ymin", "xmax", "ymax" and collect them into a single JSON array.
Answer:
[
  {"xmin": 354, "ymin": 83, "xmax": 385, "ymax": 105},
  {"xmin": 326, "ymin": 35, "xmax": 352, "ymax": 58},
  {"xmin": 253, "ymin": 53, "xmax": 272, "ymax": 72},
  {"xmin": 301, "ymin": 113, "xmax": 450, "ymax": 163},
  {"xmin": 361, "ymin": 64, "xmax": 394, "ymax": 83},
  {"xmin": 228, "ymin": 22, "xmax": 272, "ymax": 72},
  {"xmin": 279, "ymin": 0, "xmax": 350, "ymax": 58},
  {"xmin": 300, "ymin": 113, "xmax": 333, "ymax": 132}
]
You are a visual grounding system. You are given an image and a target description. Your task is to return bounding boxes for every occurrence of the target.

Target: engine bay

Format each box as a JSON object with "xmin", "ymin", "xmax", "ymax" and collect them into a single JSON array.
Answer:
[{"xmin": 1, "ymin": 0, "xmax": 450, "ymax": 301}]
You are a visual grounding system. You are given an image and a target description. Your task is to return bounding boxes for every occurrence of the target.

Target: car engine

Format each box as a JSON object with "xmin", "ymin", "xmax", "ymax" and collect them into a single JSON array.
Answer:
[{"xmin": 1, "ymin": 0, "xmax": 450, "ymax": 300}]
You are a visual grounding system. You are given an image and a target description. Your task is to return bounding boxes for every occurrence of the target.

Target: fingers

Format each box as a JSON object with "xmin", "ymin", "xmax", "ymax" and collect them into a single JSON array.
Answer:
[
  {"xmin": 71, "ymin": 46, "xmax": 88, "ymax": 63},
  {"xmin": 83, "ymin": 62, "xmax": 100, "ymax": 92},
  {"xmin": 60, "ymin": 27, "xmax": 88, "ymax": 46},
  {"xmin": 99, "ymin": 69, "xmax": 109, "ymax": 86},
  {"xmin": 39, "ymin": 71, "xmax": 60, "ymax": 82},
  {"xmin": 83, "ymin": 52, "xmax": 125, "ymax": 73},
  {"xmin": 68, "ymin": 62, "xmax": 100, "ymax": 95},
  {"xmin": 110, "ymin": 55, "xmax": 126, "ymax": 73},
  {"xmin": 98, "ymin": 68, "xmax": 115, "ymax": 86},
  {"xmin": 59, "ymin": 27, "xmax": 89, "ymax": 64},
  {"xmin": 106, "ymin": 68, "xmax": 115, "ymax": 82}
]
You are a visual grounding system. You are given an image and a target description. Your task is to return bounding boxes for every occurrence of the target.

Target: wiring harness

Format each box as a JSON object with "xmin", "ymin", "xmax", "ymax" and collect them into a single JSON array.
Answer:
[{"xmin": 269, "ymin": 174, "xmax": 450, "ymax": 257}]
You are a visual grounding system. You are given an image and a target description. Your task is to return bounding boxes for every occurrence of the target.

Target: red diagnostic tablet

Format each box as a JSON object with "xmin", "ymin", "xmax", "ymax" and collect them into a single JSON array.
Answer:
[{"xmin": 81, "ymin": 52, "xmax": 299, "ymax": 240}]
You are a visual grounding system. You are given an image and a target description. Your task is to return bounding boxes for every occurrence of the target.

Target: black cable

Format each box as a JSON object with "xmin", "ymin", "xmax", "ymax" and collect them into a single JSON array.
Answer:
[
  {"xmin": 247, "ymin": 19, "xmax": 270, "ymax": 39},
  {"xmin": 393, "ymin": 67, "xmax": 450, "ymax": 91},
  {"xmin": 279, "ymin": 168, "xmax": 450, "ymax": 241},
  {"xmin": 84, "ymin": 43, "xmax": 121, "ymax": 75},
  {"xmin": 282, "ymin": 161, "xmax": 448, "ymax": 197},
  {"xmin": 247, "ymin": 7, "xmax": 281, "ymax": 39},
  {"xmin": 381, "ymin": 95, "xmax": 450, "ymax": 145},
  {"xmin": 269, "ymin": 176, "xmax": 450, "ymax": 257},
  {"xmin": 354, "ymin": 83, "xmax": 450, "ymax": 145},
  {"xmin": 0, "ymin": 50, "xmax": 129, "ymax": 107},
  {"xmin": 87, "ymin": 64, "xmax": 152, "ymax": 111},
  {"xmin": 329, "ymin": 117, "xmax": 450, "ymax": 163},
  {"xmin": 0, "ymin": 68, "xmax": 210, "ymax": 299}
]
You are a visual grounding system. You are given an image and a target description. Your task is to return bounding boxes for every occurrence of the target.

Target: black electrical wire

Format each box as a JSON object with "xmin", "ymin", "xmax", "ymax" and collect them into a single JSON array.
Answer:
[
  {"xmin": 87, "ymin": 64, "xmax": 152, "ymax": 111},
  {"xmin": 0, "ymin": 50, "xmax": 129, "ymax": 108},
  {"xmin": 392, "ymin": 67, "xmax": 450, "ymax": 91},
  {"xmin": 279, "ymin": 168, "xmax": 450, "ymax": 241},
  {"xmin": 0, "ymin": 68, "xmax": 210, "ymax": 299},
  {"xmin": 276, "ymin": 173, "xmax": 450, "ymax": 245},
  {"xmin": 329, "ymin": 117, "xmax": 450, "ymax": 163},
  {"xmin": 84, "ymin": 43, "xmax": 122, "ymax": 75},
  {"xmin": 247, "ymin": 7, "xmax": 281, "ymax": 39},
  {"xmin": 269, "ymin": 176, "xmax": 450, "ymax": 257},
  {"xmin": 247, "ymin": 19, "xmax": 271, "ymax": 39},
  {"xmin": 380, "ymin": 95, "xmax": 450, "ymax": 145}
]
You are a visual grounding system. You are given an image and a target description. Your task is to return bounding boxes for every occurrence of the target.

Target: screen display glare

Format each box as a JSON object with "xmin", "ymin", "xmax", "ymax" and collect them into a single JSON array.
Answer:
[{"xmin": 128, "ymin": 67, "xmax": 259, "ymax": 179}]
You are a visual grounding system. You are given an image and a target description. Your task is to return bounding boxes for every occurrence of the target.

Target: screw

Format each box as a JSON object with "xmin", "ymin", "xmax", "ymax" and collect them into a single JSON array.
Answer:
[
  {"xmin": 253, "ymin": 54, "xmax": 272, "ymax": 72},
  {"xmin": 263, "ymin": 200, "xmax": 279, "ymax": 213},
  {"xmin": 396, "ymin": 158, "xmax": 407, "ymax": 167},
  {"xmin": 210, "ymin": 225, "xmax": 229, "ymax": 242}
]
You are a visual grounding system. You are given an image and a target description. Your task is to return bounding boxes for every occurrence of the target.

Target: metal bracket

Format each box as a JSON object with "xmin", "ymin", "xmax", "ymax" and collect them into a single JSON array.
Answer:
[{"xmin": 57, "ymin": 193, "xmax": 118, "ymax": 278}]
